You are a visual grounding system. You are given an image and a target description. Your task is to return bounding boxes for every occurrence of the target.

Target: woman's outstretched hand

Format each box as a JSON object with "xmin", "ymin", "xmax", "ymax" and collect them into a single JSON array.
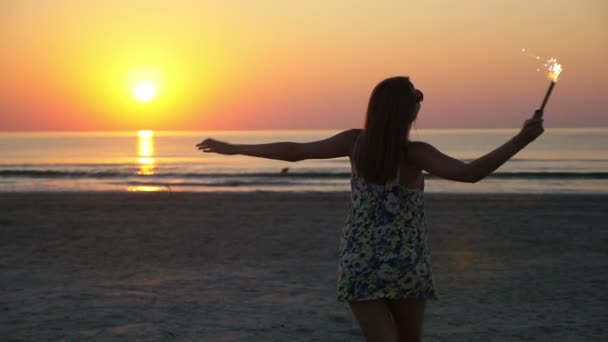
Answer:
[
  {"xmin": 514, "ymin": 110, "xmax": 545, "ymax": 148},
  {"xmin": 196, "ymin": 138, "xmax": 237, "ymax": 155}
]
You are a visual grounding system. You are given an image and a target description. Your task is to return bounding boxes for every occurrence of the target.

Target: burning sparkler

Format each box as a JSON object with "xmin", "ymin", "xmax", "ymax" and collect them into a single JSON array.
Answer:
[
  {"xmin": 538, "ymin": 58, "xmax": 563, "ymax": 117},
  {"xmin": 523, "ymin": 49, "xmax": 563, "ymax": 117}
]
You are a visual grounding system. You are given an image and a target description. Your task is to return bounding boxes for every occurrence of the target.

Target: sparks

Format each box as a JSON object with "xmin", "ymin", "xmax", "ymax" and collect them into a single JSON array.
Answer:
[
  {"xmin": 546, "ymin": 58, "xmax": 562, "ymax": 82},
  {"xmin": 521, "ymin": 48, "xmax": 563, "ymax": 82}
]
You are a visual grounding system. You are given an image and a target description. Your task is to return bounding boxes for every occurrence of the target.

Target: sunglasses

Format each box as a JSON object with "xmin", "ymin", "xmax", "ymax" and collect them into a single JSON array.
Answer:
[{"xmin": 416, "ymin": 89, "xmax": 424, "ymax": 103}]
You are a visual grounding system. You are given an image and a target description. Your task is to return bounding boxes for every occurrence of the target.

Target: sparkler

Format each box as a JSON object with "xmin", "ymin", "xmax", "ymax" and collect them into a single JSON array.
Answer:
[
  {"xmin": 523, "ymin": 48, "xmax": 563, "ymax": 118},
  {"xmin": 538, "ymin": 58, "xmax": 562, "ymax": 116}
]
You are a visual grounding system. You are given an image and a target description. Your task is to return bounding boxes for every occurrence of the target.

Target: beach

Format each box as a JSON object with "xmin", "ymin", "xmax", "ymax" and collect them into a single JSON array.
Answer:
[{"xmin": 1, "ymin": 192, "xmax": 606, "ymax": 341}]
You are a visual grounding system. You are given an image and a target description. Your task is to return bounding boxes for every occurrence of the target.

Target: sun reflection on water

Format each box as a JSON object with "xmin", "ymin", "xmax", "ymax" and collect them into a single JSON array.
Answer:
[
  {"xmin": 127, "ymin": 130, "xmax": 164, "ymax": 192},
  {"xmin": 127, "ymin": 185, "xmax": 163, "ymax": 192},
  {"xmin": 136, "ymin": 130, "xmax": 155, "ymax": 176}
]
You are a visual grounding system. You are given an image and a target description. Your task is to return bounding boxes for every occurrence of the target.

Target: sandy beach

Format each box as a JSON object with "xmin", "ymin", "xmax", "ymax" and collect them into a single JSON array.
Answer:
[{"xmin": 1, "ymin": 192, "xmax": 606, "ymax": 341}]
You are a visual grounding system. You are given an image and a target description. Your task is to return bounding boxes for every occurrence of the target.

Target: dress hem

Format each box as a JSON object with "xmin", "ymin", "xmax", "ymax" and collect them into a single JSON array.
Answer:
[{"xmin": 336, "ymin": 292, "xmax": 439, "ymax": 303}]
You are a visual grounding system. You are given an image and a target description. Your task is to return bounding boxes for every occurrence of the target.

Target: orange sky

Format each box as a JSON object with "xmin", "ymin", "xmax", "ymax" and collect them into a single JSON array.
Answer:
[{"xmin": 1, "ymin": 0, "xmax": 607, "ymax": 130}]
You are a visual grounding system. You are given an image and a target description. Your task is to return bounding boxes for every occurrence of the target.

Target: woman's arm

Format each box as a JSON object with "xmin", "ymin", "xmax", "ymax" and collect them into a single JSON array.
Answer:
[
  {"xmin": 408, "ymin": 111, "xmax": 545, "ymax": 183},
  {"xmin": 196, "ymin": 129, "xmax": 360, "ymax": 162}
]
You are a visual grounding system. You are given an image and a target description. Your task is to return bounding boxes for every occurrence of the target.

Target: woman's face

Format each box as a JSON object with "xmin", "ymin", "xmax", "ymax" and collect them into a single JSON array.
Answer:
[{"xmin": 412, "ymin": 87, "xmax": 423, "ymax": 116}]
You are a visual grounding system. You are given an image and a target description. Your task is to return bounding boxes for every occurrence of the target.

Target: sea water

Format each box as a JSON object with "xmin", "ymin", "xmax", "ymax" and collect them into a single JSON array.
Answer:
[{"xmin": 1, "ymin": 129, "xmax": 607, "ymax": 193}]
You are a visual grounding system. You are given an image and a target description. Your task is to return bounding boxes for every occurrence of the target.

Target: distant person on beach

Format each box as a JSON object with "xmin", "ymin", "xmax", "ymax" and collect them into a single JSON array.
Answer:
[{"xmin": 196, "ymin": 76, "xmax": 544, "ymax": 341}]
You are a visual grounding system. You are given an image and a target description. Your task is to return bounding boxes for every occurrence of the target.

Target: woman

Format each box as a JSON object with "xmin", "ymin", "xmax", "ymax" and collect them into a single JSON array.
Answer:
[{"xmin": 196, "ymin": 76, "xmax": 544, "ymax": 341}]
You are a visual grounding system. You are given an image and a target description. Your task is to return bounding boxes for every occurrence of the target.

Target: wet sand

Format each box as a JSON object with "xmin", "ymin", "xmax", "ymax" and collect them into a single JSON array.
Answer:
[{"xmin": 1, "ymin": 192, "xmax": 607, "ymax": 341}]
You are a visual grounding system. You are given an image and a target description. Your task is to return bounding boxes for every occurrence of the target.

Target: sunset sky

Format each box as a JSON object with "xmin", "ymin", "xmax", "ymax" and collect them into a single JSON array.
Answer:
[{"xmin": 1, "ymin": 0, "xmax": 606, "ymax": 131}]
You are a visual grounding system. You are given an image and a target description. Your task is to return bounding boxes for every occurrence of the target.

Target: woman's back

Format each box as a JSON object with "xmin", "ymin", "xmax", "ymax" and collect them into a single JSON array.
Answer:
[{"xmin": 350, "ymin": 130, "xmax": 425, "ymax": 191}]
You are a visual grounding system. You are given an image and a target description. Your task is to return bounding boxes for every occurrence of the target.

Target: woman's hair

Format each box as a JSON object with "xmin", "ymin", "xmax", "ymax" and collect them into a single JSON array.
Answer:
[{"xmin": 354, "ymin": 76, "xmax": 419, "ymax": 184}]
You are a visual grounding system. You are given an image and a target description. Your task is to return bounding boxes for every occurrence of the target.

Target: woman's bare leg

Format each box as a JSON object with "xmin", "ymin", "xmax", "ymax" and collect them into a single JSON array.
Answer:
[
  {"xmin": 348, "ymin": 299, "xmax": 399, "ymax": 342},
  {"xmin": 386, "ymin": 297, "xmax": 426, "ymax": 342}
]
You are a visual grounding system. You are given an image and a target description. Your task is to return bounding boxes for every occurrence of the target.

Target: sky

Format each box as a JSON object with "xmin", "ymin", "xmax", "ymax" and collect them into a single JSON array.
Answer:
[{"xmin": 1, "ymin": 0, "xmax": 606, "ymax": 131}]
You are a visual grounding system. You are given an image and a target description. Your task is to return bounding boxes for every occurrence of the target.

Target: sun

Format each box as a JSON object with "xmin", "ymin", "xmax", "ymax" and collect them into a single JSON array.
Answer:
[{"xmin": 133, "ymin": 81, "xmax": 157, "ymax": 102}]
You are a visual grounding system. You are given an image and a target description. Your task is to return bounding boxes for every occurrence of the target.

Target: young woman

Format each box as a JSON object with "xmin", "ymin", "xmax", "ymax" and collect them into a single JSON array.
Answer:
[{"xmin": 196, "ymin": 76, "xmax": 544, "ymax": 342}]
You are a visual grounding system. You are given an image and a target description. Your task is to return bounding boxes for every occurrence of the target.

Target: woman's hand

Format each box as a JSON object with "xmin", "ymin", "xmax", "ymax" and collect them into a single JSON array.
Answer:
[
  {"xmin": 514, "ymin": 110, "xmax": 545, "ymax": 148},
  {"xmin": 196, "ymin": 138, "xmax": 237, "ymax": 155}
]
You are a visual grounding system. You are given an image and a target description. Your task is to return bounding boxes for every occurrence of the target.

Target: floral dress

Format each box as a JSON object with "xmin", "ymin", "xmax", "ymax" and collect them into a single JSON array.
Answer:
[{"xmin": 336, "ymin": 141, "xmax": 439, "ymax": 302}]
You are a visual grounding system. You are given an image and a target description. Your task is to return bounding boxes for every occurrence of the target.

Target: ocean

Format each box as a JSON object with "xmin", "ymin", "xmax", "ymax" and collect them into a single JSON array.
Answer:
[{"xmin": 1, "ymin": 129, "xmax": 607, "ymax": 193}]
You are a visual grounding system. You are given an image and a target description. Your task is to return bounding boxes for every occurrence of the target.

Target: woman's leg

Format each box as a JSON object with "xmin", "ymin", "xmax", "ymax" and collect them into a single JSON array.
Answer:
[
  {"xmin": 386, "ymin": 298, "xmax": 426, "ymax": 342},
  {"xmin": 348, "ymin": 299, "xmax": 399, "ymax": 342}
]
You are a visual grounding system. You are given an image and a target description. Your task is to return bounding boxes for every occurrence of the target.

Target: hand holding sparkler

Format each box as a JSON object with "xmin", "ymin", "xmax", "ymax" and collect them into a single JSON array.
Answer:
[{"xmin": 513, "ymin": 112, "xmax": 545, "ymax": 149}]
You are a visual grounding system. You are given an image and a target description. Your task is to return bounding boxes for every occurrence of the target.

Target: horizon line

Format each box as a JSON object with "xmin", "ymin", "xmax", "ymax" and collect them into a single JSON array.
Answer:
[{"xmin": 2, "ymin": 127, "xmax": 608, "ymax": 134}]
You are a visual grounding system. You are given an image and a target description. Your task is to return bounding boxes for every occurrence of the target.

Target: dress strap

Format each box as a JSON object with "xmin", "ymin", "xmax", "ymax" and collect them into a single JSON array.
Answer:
[
  {"xmin": 386, "ymin": 166, "xmax": 401, "ymax": 187},
  {"xmin": 351, "ymin": 133, "xmax": 362, "ymax": 176},
  {"xmin": 394, "ymin": 166, "xmax": 401, "ymax": 183}
]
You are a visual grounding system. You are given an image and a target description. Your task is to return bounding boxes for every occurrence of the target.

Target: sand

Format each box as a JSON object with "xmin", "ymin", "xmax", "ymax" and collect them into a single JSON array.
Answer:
[{"xmin": 1, "ymin": 192, "xmax": 607, "ymax": 341}]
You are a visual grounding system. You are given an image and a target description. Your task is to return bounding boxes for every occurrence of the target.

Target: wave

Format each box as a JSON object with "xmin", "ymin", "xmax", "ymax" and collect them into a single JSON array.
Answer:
[
  {"xmin": 121, "ymin": 180, "xmax": 300, "ymax": 187},
  {"xmin": 2, "ymin": 169, "xmax": 608, "ymax": 180}
]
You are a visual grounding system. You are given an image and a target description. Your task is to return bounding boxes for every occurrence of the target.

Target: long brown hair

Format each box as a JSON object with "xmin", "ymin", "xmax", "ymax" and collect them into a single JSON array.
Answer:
[{"xmin": 354, "ymin": 76, "xmax": 419, "ymax": 184}]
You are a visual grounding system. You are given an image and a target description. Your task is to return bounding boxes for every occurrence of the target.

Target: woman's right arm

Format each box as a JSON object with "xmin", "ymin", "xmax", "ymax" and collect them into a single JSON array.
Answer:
[
  {"xmin": 196, "ymin": 129, "xmax": 359, "ymax": 162},
  {"xmin": 408, "ymin": 111, "xmax": 545, "ymax": 183}
]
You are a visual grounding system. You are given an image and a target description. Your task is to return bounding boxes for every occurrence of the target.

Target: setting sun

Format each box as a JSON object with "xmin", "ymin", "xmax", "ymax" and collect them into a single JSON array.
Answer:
[{"xmin": 133, "ymin": 81, "xmax": 157, "ymax": 102}]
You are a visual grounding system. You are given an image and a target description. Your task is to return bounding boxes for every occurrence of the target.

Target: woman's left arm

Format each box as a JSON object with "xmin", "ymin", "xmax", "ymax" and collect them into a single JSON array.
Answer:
[{"xmin": 196, "ymin": 129, "xmax": 360, "ymax": 162}]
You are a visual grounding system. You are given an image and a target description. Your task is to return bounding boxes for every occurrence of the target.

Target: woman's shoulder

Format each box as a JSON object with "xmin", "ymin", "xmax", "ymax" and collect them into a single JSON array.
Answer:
[
  {"xmin": 335, "ymin": 128, "xmax": 362, "ymax": 141},
  {"xmin": 406, "ymin": 140, "xmax": 435, "ymax": 154},
  {"xmin": 346, "ymin": 128, "xmax": 364, "ymax": 144},
  {"xmin": 405, "ymin": 140, "xmax": 436, "ymax": 165},
  {"xmin": 325, "ymin": 129, "xmax": 362, "ymax": 151},
  {"xmin": 347, "ymin": 128, "xmax": 363, "ymax": 136}
]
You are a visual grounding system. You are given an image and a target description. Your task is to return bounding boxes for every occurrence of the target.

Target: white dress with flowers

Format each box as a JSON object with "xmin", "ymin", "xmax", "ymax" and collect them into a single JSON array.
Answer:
[{"xmin": 336, "ymin": 141, "xmax": 438, "ymax": 302}]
